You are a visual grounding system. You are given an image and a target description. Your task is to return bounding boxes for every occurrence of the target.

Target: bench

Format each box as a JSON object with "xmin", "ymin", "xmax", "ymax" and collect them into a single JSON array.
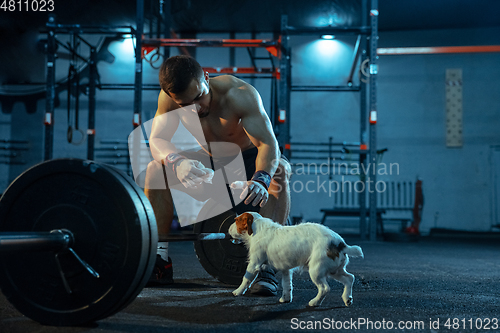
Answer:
[
  {"xmin": 320, "ymin": 180, "xmax": 416, "ymax": 234},
  {"xmin": 320, "ymin": 207, "xmax": 386, "ymax": 234}
]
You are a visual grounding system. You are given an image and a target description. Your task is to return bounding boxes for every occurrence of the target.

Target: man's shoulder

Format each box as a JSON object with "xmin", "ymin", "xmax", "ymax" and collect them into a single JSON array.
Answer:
[
  {"xmin": 221, "ymin": 80, "xmax": 260, "ymax": 116},
  {"xmin": 214, "ymin": 75, "xmax": 252, "ymax": 95},
  {"xmin": 157, "ymin": 90, "xmax": 181, "ymax": 115},
  {"xmin": 213, "ymin": 75, "xmax": 247, "ymax": 92}
]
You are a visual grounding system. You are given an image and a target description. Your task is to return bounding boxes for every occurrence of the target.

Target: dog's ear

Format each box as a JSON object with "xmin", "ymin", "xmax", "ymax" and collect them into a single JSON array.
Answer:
[
  {"xmin": 245, "ymin": 213, "xmax": 254, "ymax": 236},
  {"xmin": 235, "ymin": 214, "xmax": 246, "ymax": 234}
]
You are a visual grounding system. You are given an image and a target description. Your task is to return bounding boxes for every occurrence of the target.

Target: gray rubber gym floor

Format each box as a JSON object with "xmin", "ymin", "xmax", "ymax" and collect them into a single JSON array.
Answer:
[{"xmin": 1, "ymin": 232, "xmax": 499, "ymax": 333}]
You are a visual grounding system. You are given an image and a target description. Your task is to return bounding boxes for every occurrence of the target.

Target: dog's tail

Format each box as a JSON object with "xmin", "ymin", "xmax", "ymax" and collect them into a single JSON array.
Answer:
[
  {"xmin": 343, "ymin": 244, "xmax": 364, "ymax": 258},
  {"xmin": 328, "ymin": 241, "xmax": 364, "ymax": 259}
]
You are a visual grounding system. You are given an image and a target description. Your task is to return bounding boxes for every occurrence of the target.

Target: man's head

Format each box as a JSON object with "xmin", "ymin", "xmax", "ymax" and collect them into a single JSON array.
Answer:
[{"xmin": 159, "ymin": 55, "xmax": 212, "ymax": 117}]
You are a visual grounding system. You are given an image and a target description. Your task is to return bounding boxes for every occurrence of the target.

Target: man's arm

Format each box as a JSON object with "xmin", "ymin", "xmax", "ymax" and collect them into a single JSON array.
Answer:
[
  {"xmin": 149, "ymin": 90, "xmax": 211, "ymax": 188},
  {"xmin": 227, "ymin": 82, "xmax": 280, "ymax": 206},
  {"xmin": 149, "ymin": 90, "xmax": 181, "ymax": 163},
  {"xmin": 227, "ymin": 82, "xmax": 280, "ymax": 178}
]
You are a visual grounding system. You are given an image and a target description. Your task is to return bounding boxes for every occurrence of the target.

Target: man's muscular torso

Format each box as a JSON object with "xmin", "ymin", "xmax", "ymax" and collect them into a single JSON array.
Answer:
[{"xmin": 166, "ymin": 75, "xmax": 256, "ymax": 156}]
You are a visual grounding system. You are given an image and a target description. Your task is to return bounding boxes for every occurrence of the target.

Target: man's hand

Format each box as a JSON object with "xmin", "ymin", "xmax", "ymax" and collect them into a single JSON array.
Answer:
[
  {"xmin": 176, "ymin": 159, "xmax": 213, "ymax": 188},
  {"xmin": 231, "ymin": 180, "xmax": 269, "ymax": 207}
]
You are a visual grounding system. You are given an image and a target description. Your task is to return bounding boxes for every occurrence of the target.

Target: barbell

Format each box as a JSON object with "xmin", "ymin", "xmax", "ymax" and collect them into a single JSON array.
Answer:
[{"xmin": 0, "ymin": 158, "xmax": 253, "ymax": 326}]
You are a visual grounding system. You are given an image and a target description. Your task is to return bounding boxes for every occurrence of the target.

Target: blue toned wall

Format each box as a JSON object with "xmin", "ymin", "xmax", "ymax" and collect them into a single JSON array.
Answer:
[
  {"xmin": 374, "ymin": 27, "xmax": 500, "ymax": 233},
  {"xmin": 287, "ymin": 27, "xmax": 500, "ymax": 233}
]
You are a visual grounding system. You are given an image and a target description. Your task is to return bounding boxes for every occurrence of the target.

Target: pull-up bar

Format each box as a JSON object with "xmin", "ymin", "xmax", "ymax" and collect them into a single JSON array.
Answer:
[{"xmin": 142, "ymin": 38, "xmax": 281, "ymax": 57}]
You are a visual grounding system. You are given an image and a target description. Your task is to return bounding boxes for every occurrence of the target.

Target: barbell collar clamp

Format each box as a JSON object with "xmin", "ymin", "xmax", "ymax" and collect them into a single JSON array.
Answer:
[
  {"xmin": 54, "ymin": 251, "xmax": 73, "ymax": 294},
  {"xmin": 67, "ymin": 246, "xmax": 100, "ymax": 278}
]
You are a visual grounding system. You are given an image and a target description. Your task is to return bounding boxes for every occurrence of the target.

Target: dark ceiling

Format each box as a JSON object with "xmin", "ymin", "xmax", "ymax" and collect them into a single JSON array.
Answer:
[
  {"xmin": 1, "ymin": 0, "xmax": 500, "ymax": 36},
  {"xmin": 378, "ymin": 0, "xmax": 500, "ymax": 31},
  {"xmin": 168, "ymin": 0, "xmax": 500, "ymax": 33}
]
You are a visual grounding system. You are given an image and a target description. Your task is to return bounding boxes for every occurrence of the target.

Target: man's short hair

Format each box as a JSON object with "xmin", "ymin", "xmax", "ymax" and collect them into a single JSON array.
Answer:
[{"xmin": 159, "ymin": 55, "xmax": 204, "ymax": 95}]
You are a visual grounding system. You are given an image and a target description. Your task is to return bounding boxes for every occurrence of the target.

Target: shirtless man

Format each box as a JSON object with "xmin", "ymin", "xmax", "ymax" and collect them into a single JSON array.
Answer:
[{"xmin": 144, "ymin": 55, "xmax": 291, "ymax": 295}]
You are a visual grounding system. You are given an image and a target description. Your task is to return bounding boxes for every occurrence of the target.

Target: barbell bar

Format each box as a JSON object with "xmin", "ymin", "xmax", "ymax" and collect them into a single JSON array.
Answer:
[
  {"xmin": 0, "ymin": 158, "xmax": 246, "ymax": 327},
  {"xmin": 159, "ymin": 233, "xmax": 231, "ymax": 242},
  {"xmin": 0, "ymin": 230, "xmax": 72, "ymax": 252},
  {"xmin": 0, "ymin": 231, "xmax": 231, "ymax": 249}
]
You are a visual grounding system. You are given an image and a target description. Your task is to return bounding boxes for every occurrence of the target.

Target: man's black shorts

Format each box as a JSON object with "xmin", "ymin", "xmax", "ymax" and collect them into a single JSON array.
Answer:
[{"xmin": 179, "ymin": 146, "xmax": 259, "ymax": 182}]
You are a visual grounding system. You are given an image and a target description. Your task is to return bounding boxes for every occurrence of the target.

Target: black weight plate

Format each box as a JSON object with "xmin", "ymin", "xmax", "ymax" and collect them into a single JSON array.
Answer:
[
  {"xmin": 94, "ymin": 163, "xmax": 157, "ymax": 320},
  {"xmin": 0, "ymin": 159, "xmax": 156, "ymax": 326},
  {"xmin": 193, "ymin": 200, "xmax": 258, "ymax": 285}
]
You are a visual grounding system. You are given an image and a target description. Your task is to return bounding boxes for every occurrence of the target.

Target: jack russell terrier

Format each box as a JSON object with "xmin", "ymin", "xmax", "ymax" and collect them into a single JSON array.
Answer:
[{"xmin": 228, "ymin": 212, "xmax": 363, "ymax": 307}]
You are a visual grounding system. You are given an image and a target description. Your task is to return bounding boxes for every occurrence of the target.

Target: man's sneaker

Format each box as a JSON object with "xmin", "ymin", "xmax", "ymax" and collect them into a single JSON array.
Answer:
[
  {"xmin": 146, "ymin": 255, "xmax": 173, "ymax": 286},
  {"xmin": 249, "ymin": 265, "xmax": 278, "ymax": 296}
]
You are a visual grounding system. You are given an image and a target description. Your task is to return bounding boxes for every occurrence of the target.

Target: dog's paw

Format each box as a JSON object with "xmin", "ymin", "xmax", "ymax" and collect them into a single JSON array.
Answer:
[
  {"xmin": 308, "ymin": 299, "xmax": 319, "ymax": 307},
  {"xmin": 343, "ymin": 296, "xmax": 353, "ymax": 307},
  {"xmin": 279, "ymin": 295, "xmax": 292, "ymax": 303},
  {"xmin": 232, "ymin": 288, "xmax": 244, "ymax": 296}
]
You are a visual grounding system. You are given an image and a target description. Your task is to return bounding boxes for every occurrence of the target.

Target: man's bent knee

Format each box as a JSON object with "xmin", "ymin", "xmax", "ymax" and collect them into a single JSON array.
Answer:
[
  {"xmin": 273, "ymin": 158, "xmax": 292, "ymax": 183},
  {"xmin": 269, "ymin": 158, "xmax": 291, "ymax": 195},
  {"xmin": 144, "ymin": 160, "xmax": 168, "ymax": 190}
]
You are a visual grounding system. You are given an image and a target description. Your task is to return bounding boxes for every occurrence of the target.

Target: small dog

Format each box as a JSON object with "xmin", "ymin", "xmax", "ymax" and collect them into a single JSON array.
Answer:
[{"xmin": 228, "ymin": 212, "xmax": 363, "ymax": 307}]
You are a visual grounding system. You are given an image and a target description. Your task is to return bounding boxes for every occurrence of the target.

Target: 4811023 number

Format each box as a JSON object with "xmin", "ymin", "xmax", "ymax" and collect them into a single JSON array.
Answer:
[
  {"xmin": 1, "ymin": 0, "xmax": 54, "ymax": 11},
  {"xmin": 444, "ymin": 318, "xmax": 499, "ymax": 330}
]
